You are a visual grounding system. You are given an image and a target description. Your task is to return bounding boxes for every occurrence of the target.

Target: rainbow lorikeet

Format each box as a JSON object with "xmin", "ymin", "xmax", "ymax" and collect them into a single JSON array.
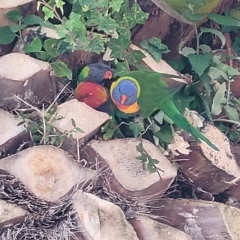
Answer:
[
  {"xmin": 74, "ymin": 82, "xmax": 113, "ymax": 112},
  {"xmin": 110, "ymin": 70, "xmax": 219, "ymax": 151},
  {"xmin": 77, "ymin": 63, "xmax": 113, "ymax": 85},
  {"xmin": 74, "ymin": 63, "xmax": 113, "ymax": 112}
]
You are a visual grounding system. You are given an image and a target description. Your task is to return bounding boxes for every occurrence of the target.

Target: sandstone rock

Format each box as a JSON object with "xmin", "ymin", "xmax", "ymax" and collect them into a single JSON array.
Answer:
[
  {"xmin": 73, "ymin": 191, "xmax": 139, "ymax": 240},
  {"xmin": 0, "ymin": 109, "xmax": 29, "ymax": 156},
  {"xmin": 0, "ymin": 145, "xmax": 96, "ymax": 201},
  {"xmin": 152, "ymin": 198, "xmax": 240, "ymax": 240},
  {"xmin": 83, "ymin": 138, "xmax": 177, "ymax": 201},
  {"xmin": 53, "ymin": 99, "xmax": 110, "ymax": 154},
  {"xmin": 0, "ymin": 199, "xmax": 26, "ymax": 224},
  {"xmin": 0, "ymin": 53, "xmax": 57, "ymax": 110},
  {"xmin": 129, "ymin": 215, "xmax": 192, "ymax": 240},
  {"xmin": 177, "ymin": 124, "xmax": 240, "ymax": 194}
]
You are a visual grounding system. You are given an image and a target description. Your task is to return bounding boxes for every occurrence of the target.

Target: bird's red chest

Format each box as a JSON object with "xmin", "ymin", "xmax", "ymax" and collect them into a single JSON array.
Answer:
[{"xmin": 74, "ymin": 82, "xmax": 108, "ymax": 109}]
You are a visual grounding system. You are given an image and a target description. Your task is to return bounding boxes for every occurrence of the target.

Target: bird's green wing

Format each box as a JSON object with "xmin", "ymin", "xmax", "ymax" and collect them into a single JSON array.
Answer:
[
  {"xmin": 160, "ymin": 100, "xmax": 219, "ymax": 151},
  {"xmin": 123, "ymin": 70, "xmax": 173, "ymax": 118},
  {"xmin": 123, "ymin": 70, "xmax": 218, "ymax": 150},
  {"xmin": 77, "ymin": 66, "xmax": 90, "ymax": 84}
]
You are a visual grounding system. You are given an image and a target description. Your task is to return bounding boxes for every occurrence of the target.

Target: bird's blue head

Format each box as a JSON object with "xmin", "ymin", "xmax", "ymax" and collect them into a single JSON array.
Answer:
[
  {"xmin": 78, "ymin": 63, "xmax": 113, "ymax": 85},
  {"xmin": 111, "ymin": 78, "xmax": 140, "ymax": 106}
]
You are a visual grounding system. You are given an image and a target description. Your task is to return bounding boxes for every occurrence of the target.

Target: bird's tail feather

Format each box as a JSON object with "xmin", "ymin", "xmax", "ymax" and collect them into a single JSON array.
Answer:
[{"xmin": 161, "ymin": 101, "xmax": 219, "ymax": 151}]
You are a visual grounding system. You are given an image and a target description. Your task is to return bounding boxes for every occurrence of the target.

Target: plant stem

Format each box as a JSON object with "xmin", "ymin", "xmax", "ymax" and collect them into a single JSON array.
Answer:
[
  {"xmin": 194, "ymin": 25, "xmax": 200, "ymax": 55},
  {"xmin": 213, "ymin": 118, "xmax": 240, "ymax": 127}
]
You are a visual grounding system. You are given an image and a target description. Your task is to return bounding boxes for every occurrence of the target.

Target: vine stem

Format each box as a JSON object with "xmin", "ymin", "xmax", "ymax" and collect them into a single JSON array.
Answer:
[
  {"xmin": 194, "ymin": 24, "xmax": 200, "ymax": 55},
  {"xmin": 213, "ymin": 118, "xmax": 240, "ymax": 127}
]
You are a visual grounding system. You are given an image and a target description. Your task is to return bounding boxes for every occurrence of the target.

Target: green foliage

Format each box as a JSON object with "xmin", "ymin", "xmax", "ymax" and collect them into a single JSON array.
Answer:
[
  {"xmin": 129, "ymin": 120, "xmax": 145, "ymax": 138},
  {"xmin": 51, "ymin": 61, "xmax": 73, "ymax": 80},
  {"xmin": 141, "ymin": 37, "xmax": 170, "ymax": 61},
  {"xmin": 16, "ymin": 103, "xmax": 83, "ymax": 146},
  {"xmin": 0, "ymin": 0, "xmax": 147, "ymax": 79},
  {"xmin": 0, "ymin": 26, "xmax": 16, "ymax": 44},
  {"xmin": 3, "ymin": 0, "xmax": 240, "ymax": 172},
  {"xmin": 136, "ymin": 142, "xmax": 160, "ymax": 174}
]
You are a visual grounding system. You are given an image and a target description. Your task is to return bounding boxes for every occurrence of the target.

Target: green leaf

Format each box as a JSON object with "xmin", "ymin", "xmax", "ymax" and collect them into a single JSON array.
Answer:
[
  {"xmin": 22, "ymin": 15, "xmax": 45, "ymax": 25},
  {"xmin": 55, "ymin": 0, "xmax": 65, "ymax": 14},
  {"xmin": 117, "ymin": 1, "xmax": 148, "ymax": 38},
  {"xmin": 147, "ymin": 162, "xmax": 157, "ymax": 173},
  {"xmin": 188, "ymin": 52, "xmax": 212, "ymax": 77},
  {"xmin": 108, "ymin": 34, "xmax": 131, "ymax": 59},
  {"xmin": 181, "ymin": 8, "xmax": 206, "ymax": 23},
  {"xmin": 92, "ymin": 0, "xmax": 108, "ymax": 8},
  {"xmin": 36, "ymin": 51, "xmax": 50, "ymax": 61},
  {"xmin": 211, "ymin": 55, "xmax": 240, "ymax": 79},
  {"xmin": 109, "ymin": 0, "xmax": 124, "ymax": 12},
  {"xmin": 43, "ymin": 38, "xmax": 60, "ymax": 57},
  {"xmin": 42, "ymin": 6, "xmax": 55, "ymax": 21},
  {"xmin": 117, "ymin": 14, "xmax": 134, "ymax": 39},
  {"xmin": 150, "ymin": 122, "xmax": 160, "ymax": 133},
  {"xmin": 154, "ymin": 111, "xmax": 164, "ymax": 125},
  {"xmin": 215, "ymin": 63, "xmax": 240, "ymax": 78},
  {"xmin": 141, "ymin": 38, "xmax": 169, "ymax": 62},
  {"xmin": 224, "ymin": 105, "xmax": 239, "ymax": 121},
  {"xmin": 75, "ymin": 127, "xmax": 84, "ymax": 133},
  {"xmin": 173, "ymin": 92, "xmax": 195, "ymax": 113},
  {"xmin": 23, "ymin": 37, "xmax": 42, "ymax": 53},
  {"xmin": 51, "ymin": 61, "xmax": 72, "ymax": 80},
  {"xmin": 114, "ymin": 62, "xmax": 130, "ymax": 77},
  {"xmin": 211, "ymin": 82, "xmax": 226, "ymax": 115},
  {"xmin": 88, "ymin": 36, "xmax": 105, "ymax": 53},
  {"xmin": 0, "ymin": 26, "xmax": 15, "ymax": 44},
  {"xmin": 208, "ymin": 66, "xmax": 228, "ymax": 80},
  {"xmin": 131, "ymin": 2, "xmax": 149, "ymax": 24},
  {"xmin": 208, "ymin": 13, "xmax": 240, "ymax": 26},
  {"xmin": 200, "ymin": 27, "xmax": 226, "ymax": 48},
  {"xmin": 199, "ymin": 44, "xmax": 211, "ymax": 53},
  {"xmin": 71, "ymin": 118, "xmax": 76, "ymax": 128},
  {"xmin": 66, "ymin": 12, "xmax": 86, "ymax": 32},
  {"xmin": 154, "ymin": 124, "xmax": 174, "ymax": 144},
  {"xmin": 9, "ymin": 24, "xmax": 27, "ymax": 33},
  {"xmin": 150, "ymin": 37, "xmax": 168, "ymax": 50},
  {"xmin": 5, "ymin": 9, "xmax": 22, "ymax": 21},
  {"xmin": 103, "ymin": 129, "xmax": 114, "ymax": 140},
  {"xmin": 129, "ymin": 121, "xmax": 144, "ymax": 138},
  {"xmin": 125, "ymin": 50, "xmax": 145, "ymax": 64},
  {"xmin": 97, "ymin": 16, "xmax": 118, "ymax": 33},
  {"xmin": 180, "ymin": 46, "xmax": 196, "ymax": 57},
  {"xmin": 168, "ymin": 57, "xmax": 188, "ymax": 72}
]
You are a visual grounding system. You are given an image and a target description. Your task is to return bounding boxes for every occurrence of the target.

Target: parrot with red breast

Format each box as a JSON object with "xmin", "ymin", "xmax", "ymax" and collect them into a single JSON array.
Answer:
[{"xmin": 74, "ymin": 63, "xmax": 113, "ymax": 112}]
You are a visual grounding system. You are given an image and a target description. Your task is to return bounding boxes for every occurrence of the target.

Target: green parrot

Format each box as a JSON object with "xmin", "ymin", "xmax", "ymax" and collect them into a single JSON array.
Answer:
[{"xmin": 110, "ymin": 70, "xmax": 219, "ymax": 151}]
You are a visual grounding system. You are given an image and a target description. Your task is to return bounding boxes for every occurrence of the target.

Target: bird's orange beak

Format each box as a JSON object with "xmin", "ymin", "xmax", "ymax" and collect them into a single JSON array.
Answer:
[
  {"xmin": 120, "ymin": 94, "xmax": 128, "ymax": 105},
  {"xmin": 104, "ymin": 71, "xmax": 113, "ymax": 80}
]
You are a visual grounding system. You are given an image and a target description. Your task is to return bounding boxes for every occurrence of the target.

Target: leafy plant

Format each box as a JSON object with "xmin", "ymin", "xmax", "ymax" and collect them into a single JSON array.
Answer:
[
  {"xmin": 0, "ymin": 0, "xmax": 150, "ymax": 79},
  {"xmin": 3, "ymin": 0, "xmax": 240, "ymax": 172},
  {"xmin": 0, "ymin": 9, "xmax": 49, "ymax": 44},
  {"xmin": 102, "ymin": 2, "xmax": 240, "ymax": 161},
  {"xmin": 136, "ymin": 141, "xmax": 164, "ymax": 177},
  {"xmin": 15, "ymin": 95, "xmax": 83, "ymax": 147}
]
